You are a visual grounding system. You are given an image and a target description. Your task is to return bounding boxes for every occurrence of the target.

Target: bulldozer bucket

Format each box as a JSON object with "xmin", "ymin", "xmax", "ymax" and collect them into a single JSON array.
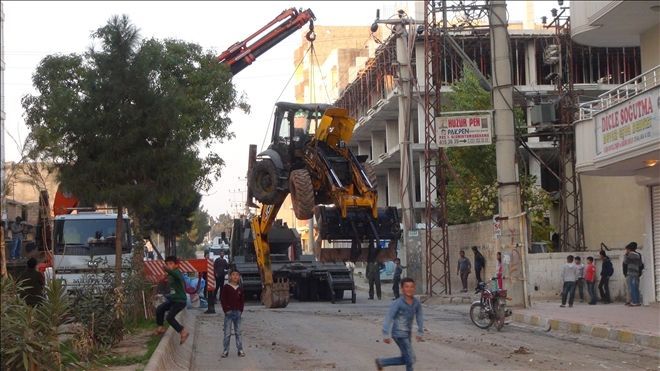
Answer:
[
  {"xmin": 262, "ymin": 279, "xmax": 290, "ymax": 308},
  {"xmin": 313, "ymin": 206, "xmax": 401, "ymax": 263}
]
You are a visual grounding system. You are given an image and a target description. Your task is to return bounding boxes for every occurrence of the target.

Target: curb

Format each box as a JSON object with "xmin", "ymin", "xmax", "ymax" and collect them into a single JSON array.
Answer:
[
  {"xmin": 511, "ymin": 312, "xmax": 660, "ymax": 350},
  {"xmin": 145, "ymin": 309, "xmax": 196, "ymax": 371},
  {"xmin": 421, "ymin": 295, "xmax": 476, "ymax": 305}
]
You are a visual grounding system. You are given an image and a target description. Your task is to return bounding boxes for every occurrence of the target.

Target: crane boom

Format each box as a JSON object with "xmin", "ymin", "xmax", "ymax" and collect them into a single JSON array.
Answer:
[{"xmin": 218, "ymin": 8, "xmax": 316, "ymax": 75}]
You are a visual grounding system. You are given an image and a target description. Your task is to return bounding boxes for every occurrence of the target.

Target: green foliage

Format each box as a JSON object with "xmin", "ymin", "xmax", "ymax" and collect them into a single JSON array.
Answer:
[
  {"xmin": 176, "ymin": 208, "xmax": 212, "ymax": 259},
  {"xmin": 23, "ymin": 14, "xmax": 248, "ymax": 257},
  {"xmin": 70, "ymin": 273, "xmax": 125, "ymax": 349},
  {"xmin": 443, "ymin": 67, "xmax": 552, "ymax": 241},
  {"xmin": 1, "ymin": 276, "xmax": 74, "ymax": 371}
]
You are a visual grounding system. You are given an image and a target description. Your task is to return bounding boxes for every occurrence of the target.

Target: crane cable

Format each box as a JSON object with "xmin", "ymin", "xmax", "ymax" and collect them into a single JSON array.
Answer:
[{"xmin": 259, "ymin": 35, "xmax": 313, "ymax": 151}]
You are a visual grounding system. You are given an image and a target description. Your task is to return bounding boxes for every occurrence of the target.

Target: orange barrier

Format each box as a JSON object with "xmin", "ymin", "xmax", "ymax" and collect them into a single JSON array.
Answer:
[{"xmin": 144, "ymin": 259, "xmax": 215, "ymax": 291}]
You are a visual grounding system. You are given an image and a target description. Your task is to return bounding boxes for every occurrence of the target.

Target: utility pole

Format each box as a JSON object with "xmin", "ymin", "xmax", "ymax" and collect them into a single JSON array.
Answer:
[
  {"xmin": 489, "ymin": 0, "xmax": 527, "ymax": 307},
  {"xmin": 372, "ymin": 10, "xmax": 423, "ymax": 291}
]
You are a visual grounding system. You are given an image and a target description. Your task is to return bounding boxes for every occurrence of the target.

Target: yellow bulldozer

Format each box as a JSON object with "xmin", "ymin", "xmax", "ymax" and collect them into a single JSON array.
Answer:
[{"xmin": 246, "ymin": 102, "xmax": 401, "ymax": 308}]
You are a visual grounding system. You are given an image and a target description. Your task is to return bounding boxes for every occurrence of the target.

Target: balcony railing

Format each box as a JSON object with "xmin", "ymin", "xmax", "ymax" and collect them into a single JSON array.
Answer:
[{"xmin": 578, "ymin": 64, "xmax": 660, "ymax": 120}]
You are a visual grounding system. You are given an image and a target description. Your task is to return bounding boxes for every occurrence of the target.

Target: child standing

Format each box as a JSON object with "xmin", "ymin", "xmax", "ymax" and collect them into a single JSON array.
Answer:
[
  {"xmin": 221, "ymin": 270, "xmax": 245, "ymax": 358},
  {"xmin": 375, "ymin": 277, "xmax": 424, "ymax": 371},
  {"xmin": 560, "ymin": 255, "xmax": 577, "ymax": 308},
  {"xmin": 574, "ymin": 256, "xmax": 585, "ymax": 302},
  {"xmin": 585, "ymin": 256, "xmax": 598, "ymax": 305},
  {"xmin": 155, "ymin": 256, "xmax": 190, "ymax": 344}
]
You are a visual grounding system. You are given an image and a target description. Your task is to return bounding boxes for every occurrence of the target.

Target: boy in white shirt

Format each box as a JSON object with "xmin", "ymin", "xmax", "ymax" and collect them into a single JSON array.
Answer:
[{"xmin": 560, "ymin": 255, "xmax": 578, "ymax": 308}]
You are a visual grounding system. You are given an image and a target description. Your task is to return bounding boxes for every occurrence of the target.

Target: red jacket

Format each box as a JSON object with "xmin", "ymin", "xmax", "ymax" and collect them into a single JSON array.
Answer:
[
  {"xmin": 221, "ymin": 283, "xmax": 244, "ymax": 313},
  {"xmin": 585, "ymin": 263, "xmax": 596, "ymax": 282}
]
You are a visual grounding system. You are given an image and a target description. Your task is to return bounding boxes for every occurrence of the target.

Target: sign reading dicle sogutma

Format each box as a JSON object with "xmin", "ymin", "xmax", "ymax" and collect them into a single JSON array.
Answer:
[
  {"xmin": 436, "ymin": 111, "xmax": 493, "ymax": 147},
  {"xmin": 595, "ymin": 87, "xmax": 659, "ymax": 159}
]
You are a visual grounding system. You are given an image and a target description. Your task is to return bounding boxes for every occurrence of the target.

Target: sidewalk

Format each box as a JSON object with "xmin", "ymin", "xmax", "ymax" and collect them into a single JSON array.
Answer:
[{"xmin": 513, "ymin": 300, "xmax": 660, "ymax": 349}]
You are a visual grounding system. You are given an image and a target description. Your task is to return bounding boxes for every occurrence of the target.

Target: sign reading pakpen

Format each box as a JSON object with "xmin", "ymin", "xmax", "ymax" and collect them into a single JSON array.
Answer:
[{"xmin": 436, "ymin": 111, "xmax": 493, "ymax": 147}]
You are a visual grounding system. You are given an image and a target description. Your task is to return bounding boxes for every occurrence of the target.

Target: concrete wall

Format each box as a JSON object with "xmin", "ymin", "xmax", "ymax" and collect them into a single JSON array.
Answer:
[
  {"xmin": 526, "ymin": 252, "xmax": 628, "ymax": 302},
  {"xmin": 580, "ymin": 175, "xmax": 648, "ymax": 250},
  {"xmin": 445, "ymin": 220, "xmax": 499, "ymax": 293}
]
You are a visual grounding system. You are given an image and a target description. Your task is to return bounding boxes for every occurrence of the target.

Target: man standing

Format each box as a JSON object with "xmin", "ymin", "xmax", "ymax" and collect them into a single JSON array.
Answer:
[
  {"xmin": 392, "ymin": 258, "xmax": 404, "ymax": 299},
  {"xmin": 585, "ymin": 256, "xmax": 598, "ymax": 305},
  {"xmin": 560, "ymin": 255, "xmax": 577, "ymax": 308},
  {"xmin": 623, "ymin": 242, "xmax": 642, "ymax": 307},
  {"xmin": 472, "ymin": 246, "xmax": 485, "ymax": 286},
  {"xmin": 10, "ymin": 216, "xmax": 24, "ymax": 260},
  {"xmin": 20, "ymin": 258, "xmax": 44, "ymax": 307},
  {"xmin": 366, "ymin": 259, "xmax": 382, "ymax": 300},
  {"xmin": 214, "ymin": 251, "xmax": 229, "ymax": 301},
  {"xmin": 456, "ymin": 250, "xmax": 472, "ymax": 293},
  {"xmin": 599, "ymin": 250, "xmax": 613, "ymax": 304}
]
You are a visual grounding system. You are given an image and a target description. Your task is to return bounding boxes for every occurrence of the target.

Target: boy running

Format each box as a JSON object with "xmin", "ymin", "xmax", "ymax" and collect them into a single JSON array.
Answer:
[{"xmin": 375, "ymin": 277, "xmax": 424, "ymax": 371}]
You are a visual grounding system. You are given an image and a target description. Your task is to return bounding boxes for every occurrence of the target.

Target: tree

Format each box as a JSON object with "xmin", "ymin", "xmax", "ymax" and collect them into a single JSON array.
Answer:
[
  {"xmin": 22, "ymin": 15, "xmax": 247, "ymax": 282},
  {"xmin": 176, "ymin": 208, "xmax": 212, "ymax": 259}
]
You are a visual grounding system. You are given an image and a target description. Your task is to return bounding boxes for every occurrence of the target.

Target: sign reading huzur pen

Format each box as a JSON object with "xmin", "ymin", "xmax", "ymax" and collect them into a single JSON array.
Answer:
[
  {"xmin": 436, "ymin": 111, "xmax": 493, "ymax": 147},
  {"xmin": 595, "ymin": 87, "xmax": 659, "ymax": 159}
]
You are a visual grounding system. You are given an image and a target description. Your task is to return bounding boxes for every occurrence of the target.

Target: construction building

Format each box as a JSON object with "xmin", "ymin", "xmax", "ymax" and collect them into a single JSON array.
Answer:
[{"xmin": 572, "ymin": 0, "xmax": 659, "ymax": 303}]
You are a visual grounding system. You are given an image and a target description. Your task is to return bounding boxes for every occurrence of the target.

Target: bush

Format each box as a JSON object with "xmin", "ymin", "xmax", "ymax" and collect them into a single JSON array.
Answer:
[
  {"xmin": 1, "ymin": 276, "xmax": 73, "ymax": 371},
  {"xmin": 69, "ymin": 272, "xmax": 125, "ymax": 349}
]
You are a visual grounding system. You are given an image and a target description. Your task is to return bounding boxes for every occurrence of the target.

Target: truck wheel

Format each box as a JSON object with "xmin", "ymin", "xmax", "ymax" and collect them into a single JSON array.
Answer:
[
  {"xmin": 249, "ymin": 160, "xmax": 279, "ymax": 204},
  {"xmin": 363, "ymin": 161, "xmax": 377, "ymax": 188},
  {"xmin": 289, "ymin": 169, "xmax": 314, "ymax": 220}
]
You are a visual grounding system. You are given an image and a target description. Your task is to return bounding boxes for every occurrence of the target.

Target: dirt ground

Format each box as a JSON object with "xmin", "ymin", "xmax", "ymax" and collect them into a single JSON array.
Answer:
[{"xmin": 190, "ymin": 289, "xmax": 660, "ymax": 370}]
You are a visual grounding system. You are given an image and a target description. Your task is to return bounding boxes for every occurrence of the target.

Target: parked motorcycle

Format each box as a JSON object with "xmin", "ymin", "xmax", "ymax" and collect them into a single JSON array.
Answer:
[{"xmin": 469, "ymin": 278, "xmax": 512, "ymax": 331}]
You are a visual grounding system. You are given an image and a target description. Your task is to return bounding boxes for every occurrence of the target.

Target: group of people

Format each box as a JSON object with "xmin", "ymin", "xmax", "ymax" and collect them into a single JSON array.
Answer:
[
  {"xmin": 456, "ymin": 247, "xmax": 504, "ymax": 292},
  {"xmin": 559, "ymin": 242, "xmax": 644, "ymax": 307},
  {"xmin": 155, "ymin": 254, "xmax": 246, "ymax": 358}
]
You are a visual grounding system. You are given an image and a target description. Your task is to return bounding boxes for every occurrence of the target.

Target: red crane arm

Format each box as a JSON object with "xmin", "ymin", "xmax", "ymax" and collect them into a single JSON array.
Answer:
[{"xmin": 218, "ymin": 8, "xmax": 315, "ymax": 75}]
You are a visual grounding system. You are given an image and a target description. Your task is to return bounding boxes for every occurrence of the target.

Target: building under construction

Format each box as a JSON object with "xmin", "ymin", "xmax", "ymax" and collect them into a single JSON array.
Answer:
[{"xmin": 330, "ymin": 2, "xmax": 641, "ymax": 294}]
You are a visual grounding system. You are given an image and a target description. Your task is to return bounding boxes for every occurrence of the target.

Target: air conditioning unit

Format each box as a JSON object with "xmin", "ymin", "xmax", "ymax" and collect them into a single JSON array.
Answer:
[
  {"xmin": 543, "ymin": 44, "xmax": 560, "ymax": 65},
  {"xmin": 530, "ymin": 102, "xmax": 557, "ymax": 125}
]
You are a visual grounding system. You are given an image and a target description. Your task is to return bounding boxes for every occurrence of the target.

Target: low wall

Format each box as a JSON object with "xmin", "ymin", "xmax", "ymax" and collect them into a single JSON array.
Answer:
[
  {"xmin": 527, "ymin": 251, "xmax": 627, "ymax": 302},
  {"xmin": 446, "ymin": 220, "xmax": 499, "ymax": 293},
  {"xmin": 145, "ymin": 309, "xmax": 196, "ymax": 371}
]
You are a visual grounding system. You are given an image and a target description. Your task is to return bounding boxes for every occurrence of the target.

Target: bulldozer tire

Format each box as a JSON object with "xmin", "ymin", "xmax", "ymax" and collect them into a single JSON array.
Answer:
[
  {"xmin": 249, "ymin": 160, "xmax": 279, "ymax": 204},
  {"xmin": 363, "ymin": 161, "xmax": 377, "ymax": 188},
  {"xmin": 289, "ymin": 169, "xmax": 314, "ymax": 220}
]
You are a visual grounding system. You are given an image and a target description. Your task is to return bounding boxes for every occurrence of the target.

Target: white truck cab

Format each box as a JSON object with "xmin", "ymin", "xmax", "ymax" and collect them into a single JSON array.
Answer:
[{"xmin": 51, "ymin": 211, "xmax": 132, "ymax": 292}]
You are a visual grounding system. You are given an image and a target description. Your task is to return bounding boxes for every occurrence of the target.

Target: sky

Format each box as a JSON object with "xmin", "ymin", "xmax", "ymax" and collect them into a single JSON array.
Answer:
[{"xmin": 2, "ymin": 0, "xmax": 561, "ymax": 217}]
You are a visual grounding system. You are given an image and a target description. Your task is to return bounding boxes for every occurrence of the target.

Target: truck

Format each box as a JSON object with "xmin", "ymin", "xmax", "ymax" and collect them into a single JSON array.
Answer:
[{"xmin": 230, "ymin": 217, "xmax": 355, "ymax": 303}]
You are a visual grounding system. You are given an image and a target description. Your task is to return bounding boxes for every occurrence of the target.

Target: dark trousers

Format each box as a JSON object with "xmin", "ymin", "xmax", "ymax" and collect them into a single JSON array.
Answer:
[
  {"xmin": 460, "ymin": 271, "xmax": 470, "ymax": 291},
  {"xmin": 369, "ymin": 274, "xmax": 382, "ymax": 299},
  {"xmin": 393, "ymin": 278, "xmax": 401, "ymax": 299},
  {"xmin": 587, "ymin": 281, "xmax": 598, "ymax": 304},
  {"xmin": 475, "ymin": 266, "xmax": 483, "ymax": 284},
  {"xmin": 156, "ymin": 300, "xmax": 186, "ymax": 333},
  {"xmin": 561, "ymin": 281, "xmax": 576, "ymax": 306},
  {"xmin": 598, "ymin": 276, "xmax": 611, "ymax": 303},
  {"xmin": 576, "ymin": 278, "xmax": 585, "ymax": 301}
]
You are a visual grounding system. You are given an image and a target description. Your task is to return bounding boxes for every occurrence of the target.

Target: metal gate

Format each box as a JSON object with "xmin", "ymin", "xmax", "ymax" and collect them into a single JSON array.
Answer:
[{"xmin": 652, "ymin": 186, "xmax": 660, "ymax": 302}]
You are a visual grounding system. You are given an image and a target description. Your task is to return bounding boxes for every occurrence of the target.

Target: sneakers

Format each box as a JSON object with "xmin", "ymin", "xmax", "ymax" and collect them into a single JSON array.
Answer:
[
  {"xmin": 375, "ymin": 359, "xmax": 383, "ymax": 371},
  {"xmin": 238, "ymin": 350, "xmax": 246, "ymax": 357},
  {"xmin": 221, "ymin": 351, "xmax": 229, "ymax": 358},
  {"xmin": 559, "ymin": 304, "xmax": 566, "ymax": 308}
]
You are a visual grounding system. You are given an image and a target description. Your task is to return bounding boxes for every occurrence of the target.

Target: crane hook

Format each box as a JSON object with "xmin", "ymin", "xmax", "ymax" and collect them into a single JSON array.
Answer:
[{"xmin": 306, "ymin": 20, "xmax": 316, "ymax": 42}]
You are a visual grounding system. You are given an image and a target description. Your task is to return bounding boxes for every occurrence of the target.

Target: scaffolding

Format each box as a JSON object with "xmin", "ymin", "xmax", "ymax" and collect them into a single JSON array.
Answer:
[{"xmin": 546, "ymin": 7, "xmax": 585, "ymax": 251}]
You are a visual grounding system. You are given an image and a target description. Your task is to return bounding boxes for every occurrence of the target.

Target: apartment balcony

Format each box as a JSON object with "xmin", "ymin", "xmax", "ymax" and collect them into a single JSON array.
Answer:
[{"xmin": 575, "ymin": 65, "xmax": 660, "ymax": 182}]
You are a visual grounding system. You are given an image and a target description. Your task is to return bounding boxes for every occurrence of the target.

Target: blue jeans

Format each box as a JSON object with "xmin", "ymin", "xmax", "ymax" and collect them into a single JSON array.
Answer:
[
  {"xmin": 223, "ymin": 310, "xmax": 243, "ymax": 352},
  {"xmin": 561, "ymin": 281, "xmax": 576, "ymax": 306},
  {"xmin": 377, "ymin": 336, "xmax": 415, "ymax": 371},
  {"xmin": 587, "ymin": 281, "xmax": 598, "ymax": 304},
  {"xmin": 11, "ymin": 239, "xmax": 22, "ymax": 259},
  {"xmin": 627, "ymin": 275, "xmax": 640, "ymax": 305}
]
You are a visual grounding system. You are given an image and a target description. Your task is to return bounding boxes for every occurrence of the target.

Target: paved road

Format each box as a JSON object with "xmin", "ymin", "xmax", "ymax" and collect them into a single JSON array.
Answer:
[{"xmin": 191, "ymin": 294, "xmax": 659, "ymax": 370}]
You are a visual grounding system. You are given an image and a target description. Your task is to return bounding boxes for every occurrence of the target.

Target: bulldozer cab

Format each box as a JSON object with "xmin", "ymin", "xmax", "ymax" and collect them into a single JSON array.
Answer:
[{"xmin": 271, "ymin": 102, "xmax": 330, "ymax": 151}]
